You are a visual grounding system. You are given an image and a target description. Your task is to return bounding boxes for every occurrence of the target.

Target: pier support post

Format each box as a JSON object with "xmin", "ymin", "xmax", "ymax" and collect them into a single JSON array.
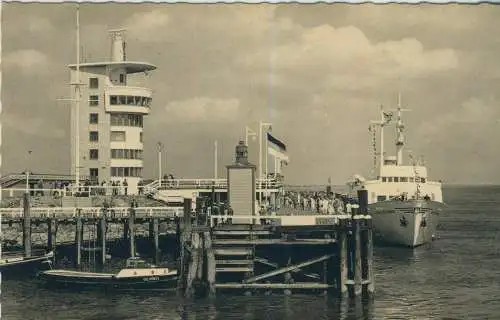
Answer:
[
  {"xmin": 75, "ymin": 214, "xmax": 83, "ymax": 268},
  {"xmin": 336, "ymin": 218, "xmax": 348, "ymax": 297},
  {"xmin": 354, "ymin": 218, "xmax": 363, "ymax": 297},
  {"xmin": 22, "ymin": 193, "xmax": 32, "ymax": 258},
  {"xmin": 47, "ymin": 218, "xmax": 57, "ymax": 253},
  {"xmin": 129, "ymin": 200, "xmax": 136, "ymax": 258},
  {"xmin": 346, "ymin": 217, "xmax": 363, "ymax": 298},
  {"xmin": 150, "ymin": 217, "xmax": 160, "ymax": 264},
  {"xmin": 123, "ymin": 221, "xmax": 129, "ymax": 241},
  {"xmin": 361, "ymin": 218, "xmax": 375, "ymax": 297},
  {"xmin": 97, "ymin": 208, "xmax": 107, "ymax": 268},
  {"xmin": 204, "ymin": 231, "xmax": 216, "ymax": 297},
  {"xmin": 183, "ymin": 198, "xmax": 192, "ymax": 230}
]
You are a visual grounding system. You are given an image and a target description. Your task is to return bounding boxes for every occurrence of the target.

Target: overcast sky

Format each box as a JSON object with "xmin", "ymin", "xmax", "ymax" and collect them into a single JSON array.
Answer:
[{"xmin": 3, "ymin": 3, "xmax": 500, "ymax": 185}]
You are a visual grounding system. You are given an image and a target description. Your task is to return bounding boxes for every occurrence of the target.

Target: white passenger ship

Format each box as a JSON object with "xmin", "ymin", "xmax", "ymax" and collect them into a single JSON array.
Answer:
[{"xmin": 350, "ymin": 96, "xmax": 445, "ymax": 247}]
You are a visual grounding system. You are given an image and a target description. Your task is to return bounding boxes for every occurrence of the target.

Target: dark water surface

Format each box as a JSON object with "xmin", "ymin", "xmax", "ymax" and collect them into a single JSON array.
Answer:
[{"xmin": 3, "ymin": 186, "xmax": 500, "ymax": 319}]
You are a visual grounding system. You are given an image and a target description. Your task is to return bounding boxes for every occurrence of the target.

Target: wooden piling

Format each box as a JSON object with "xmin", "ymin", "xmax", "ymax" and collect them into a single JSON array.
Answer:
[
  {"xmin": 354, "ymin": 219, "xmax": 363, "ymax": 297},
  {"xmin": 362, "ymin": 218, "xmax": 375, "ymax": 297},
  {"xmin": 22, "ymin": 193, "xmax": 32, "ymax": 258},
  {"xmin": 183, "ymin": 198, "xmax": 192, "ymax": 230},
  {"xmin": 204, "ymin": 231, "xmax": 216, "ymax": 297},
  {"xmin": 123, "ymin": 221, "xmax": 129, "ymax": 241},
  {"xmin": 337, "ymin": 219, "xmax": 348, "ymax": 297},
  {"xmin": 47, "ymin": 218, "xmax": 56, "ymax": 252},
  {"xmin": 185, "ymin": 231, "xmax": 201, "ymax": 298},
  {"xmin": 129, "ymin": 201, "xmax": 136, "ymax": 258},
  {"xmin": 75, "ymin": 215, "xmax": 83, "ymax": 268},
  {"xmin": 97, "ymin": 209, "xmax": 107, "ymax": 267},
  {"xmin": 150, "ymin": 217, "xmax": 160, "ymax": 264}
]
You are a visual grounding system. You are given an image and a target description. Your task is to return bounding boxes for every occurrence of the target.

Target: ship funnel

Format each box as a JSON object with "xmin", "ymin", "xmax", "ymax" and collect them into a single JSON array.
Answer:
[{"xmin": 109, "ymin": 29, "xmax": 126, "ymax": 62}]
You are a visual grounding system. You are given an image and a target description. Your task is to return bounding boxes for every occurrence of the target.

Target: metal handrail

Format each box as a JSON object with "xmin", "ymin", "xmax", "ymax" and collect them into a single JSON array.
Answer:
[
  {"xmin": 0, "ymin": 206, "xmax": 183, "ymax": 218},
  {"xmin": 144, "ymin": 178, "xmax": 284, "ymax": 191}
]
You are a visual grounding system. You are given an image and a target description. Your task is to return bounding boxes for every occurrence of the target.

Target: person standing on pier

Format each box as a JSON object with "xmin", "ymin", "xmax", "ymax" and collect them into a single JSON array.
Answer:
[
  {"xmin": 346, "ymin": 201, "xmax": 352, "ymax": 215},
  {"xmin": 123, "ymin": 179, "xmax": 128, "ymax": 196}
]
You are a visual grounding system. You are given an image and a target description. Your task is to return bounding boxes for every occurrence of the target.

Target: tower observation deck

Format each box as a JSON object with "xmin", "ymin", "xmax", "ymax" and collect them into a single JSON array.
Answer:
[{"xmin": 68, "ymin": 29, "xmax": 157, "ymax": 194}]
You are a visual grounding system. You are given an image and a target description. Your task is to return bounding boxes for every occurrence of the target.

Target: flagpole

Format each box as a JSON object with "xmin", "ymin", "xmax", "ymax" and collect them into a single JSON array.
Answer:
[
  {"xmin": 258, "ymin": 121, "xmax": 262, "ymax": 180},
  {"xmin": 258, "ymin": 121, "xmax": 262, "ymax": 207},
  {"xmin": 380, "ymin": 105, "xmax": 384, "ymax": 173},
  {"xmin": 214, "ymin": 140, "xmax": 218, "ymax": 180}
]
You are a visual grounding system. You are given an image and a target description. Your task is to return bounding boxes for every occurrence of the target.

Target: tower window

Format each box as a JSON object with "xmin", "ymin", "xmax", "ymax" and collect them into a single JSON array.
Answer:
[
  {"xmin": 89, "ymin": 149, "xmax": 99, "ymax": 160},
  {"xmin": 110, "ymin": 131, "xmax": 126, "ymax": 142},
  {"xmin": 89, "ymin": 77, "xmax": 99, "ymax": 89},
  {"xmin": 89, "ymin": 95, "xmax": 99, "ymax": 106},
  {"xmin": 119, "ymin": 74, "xmax": 125, "ymax": 83},
  {"xmin": 89, "ymin": 131, "xmax": 99, "ymax": 142},
  {"xmin": 89, "ymin": 113, "xmax": 98, "ymax": 124}
]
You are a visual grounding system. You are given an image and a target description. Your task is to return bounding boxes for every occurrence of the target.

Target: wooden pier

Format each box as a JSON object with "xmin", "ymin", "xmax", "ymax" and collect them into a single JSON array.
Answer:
[
  {"xmin": 176, "ymin": 198, "xmax": 374, "ymax": 298},
  {"xmin": 1, "ymin": 194, "xmax": 374, "ymax": 298}
]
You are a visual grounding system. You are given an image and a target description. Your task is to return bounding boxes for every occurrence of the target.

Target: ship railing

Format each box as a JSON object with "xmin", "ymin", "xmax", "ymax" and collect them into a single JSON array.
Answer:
[{"xmin": 0, "ymin": 206, "xmax": 183, "ymax": 219}]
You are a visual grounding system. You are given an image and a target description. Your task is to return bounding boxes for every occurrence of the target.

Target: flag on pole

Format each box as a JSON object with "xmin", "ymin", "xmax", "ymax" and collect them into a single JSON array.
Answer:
[{"xmin": 267, "ymin": 132, "xmax": 289, "ymax": 163}]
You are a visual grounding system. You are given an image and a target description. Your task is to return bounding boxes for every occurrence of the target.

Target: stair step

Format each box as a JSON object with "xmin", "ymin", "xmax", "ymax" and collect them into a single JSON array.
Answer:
[
  {"xmin": 215, "ymin": 259, "xmax": 253, "ymax": 265},
  {"xmin": 214, "ymin": 248, "xmax": 253, "ymax": 256},
  {"xmin": 213, "ymin": 230, "xmax": 271, "ymax": 236},
  {"xmin": 216, "ymin": 267, "xmax": 253, "ymax": 273}
]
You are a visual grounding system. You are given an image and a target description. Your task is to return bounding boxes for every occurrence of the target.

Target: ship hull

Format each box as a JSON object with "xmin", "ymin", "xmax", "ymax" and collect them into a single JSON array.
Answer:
[{"xmin": 368, "ymin": 199, "xmax": 444, "ymax": 248}]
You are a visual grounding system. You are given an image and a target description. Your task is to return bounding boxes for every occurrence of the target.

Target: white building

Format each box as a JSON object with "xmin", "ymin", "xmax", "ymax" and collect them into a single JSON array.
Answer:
[{"xmin": 68, "ymin": 30, "xmax": 156, "ymax": 194}]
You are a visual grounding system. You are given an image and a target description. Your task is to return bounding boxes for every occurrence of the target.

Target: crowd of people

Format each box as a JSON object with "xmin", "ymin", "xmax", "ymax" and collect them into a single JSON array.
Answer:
[
  {"xmin": 279, "ymin": 190, "xmax": 359, "ymax": 215},
  {"xmin": 27, "ymin": 178, "xmax": 146, "ymax": 197}
]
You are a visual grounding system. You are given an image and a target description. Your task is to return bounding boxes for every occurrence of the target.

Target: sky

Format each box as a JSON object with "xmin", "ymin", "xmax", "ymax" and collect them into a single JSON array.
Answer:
[{"xmin": 2, "ymin": 3, "xmax": 500, "ymax": 185}]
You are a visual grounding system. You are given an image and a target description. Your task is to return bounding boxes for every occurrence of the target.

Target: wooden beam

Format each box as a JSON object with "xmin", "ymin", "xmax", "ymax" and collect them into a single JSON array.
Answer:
[
  {"xmin": 213, "ymin": 239, "xmax": 336, "ymax": 245},
  {"xmin": 254, "ymin": 257, "xmax": 320, "ymax": 280},
  {"xmin": 216, "ymin": 282, "xmax": 331, "ymax": 289},
  {"xmin": 244, "ymin": 254, "xmax": 333, "ymax": 284}
]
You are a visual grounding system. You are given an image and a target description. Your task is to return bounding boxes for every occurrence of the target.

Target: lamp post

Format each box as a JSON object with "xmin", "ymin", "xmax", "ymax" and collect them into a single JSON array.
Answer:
[
  {"xmin": 25, "ymin": 150, "xmax": 32, "ymax": 194},
  {"xmin": 156, "ymin": 142, "xmax": 164, "ymax": 188}
]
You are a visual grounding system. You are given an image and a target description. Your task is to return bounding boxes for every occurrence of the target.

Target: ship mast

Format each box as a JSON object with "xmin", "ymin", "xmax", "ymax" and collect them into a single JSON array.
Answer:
[
  {"xmin": 369, "ymin": 105, "xmax": 388, "ymax": 177},
  {"xmin": 392, "ymin": 93, "xmax": 411, "ymax": 166}
]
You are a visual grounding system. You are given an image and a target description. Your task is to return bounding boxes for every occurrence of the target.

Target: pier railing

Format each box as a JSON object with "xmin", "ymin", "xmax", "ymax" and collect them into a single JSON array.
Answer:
[
  {"xmin": 0, "ymin": 206, "xmax": 183, "ymax": 219},
  {"xmin": 1, "ymin": 178, "xmax": 284, "ymax": 199},
  {"xmin": 0, "ymin": 173, "xmax": 90, "ymax": 188},
  {"xmin": 208, "ymin": 213, "xmax": 370, "ymax": 227},
  {"xmin": 143, "ymin": 178, "xmax": 284, "ymax": 195}
]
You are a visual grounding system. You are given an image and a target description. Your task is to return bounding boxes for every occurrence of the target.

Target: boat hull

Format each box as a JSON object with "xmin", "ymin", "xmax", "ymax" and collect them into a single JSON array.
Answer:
[
  {"xmin": 368, "ymin": 199, "xmax": 443, "ymax": 248},
  {"xmin": 0, "ymin": 252, "xmax": 53, "ymax": 278},
  {"xmin": 37, "ymin": 270, "xmax": 178, "ymax": 291}
]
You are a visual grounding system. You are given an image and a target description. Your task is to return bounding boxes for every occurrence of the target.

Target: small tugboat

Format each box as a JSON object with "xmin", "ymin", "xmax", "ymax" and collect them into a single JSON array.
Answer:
[{"xmin": 37, "ymin": 257, "xmax": 178, "ymax": 291}]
